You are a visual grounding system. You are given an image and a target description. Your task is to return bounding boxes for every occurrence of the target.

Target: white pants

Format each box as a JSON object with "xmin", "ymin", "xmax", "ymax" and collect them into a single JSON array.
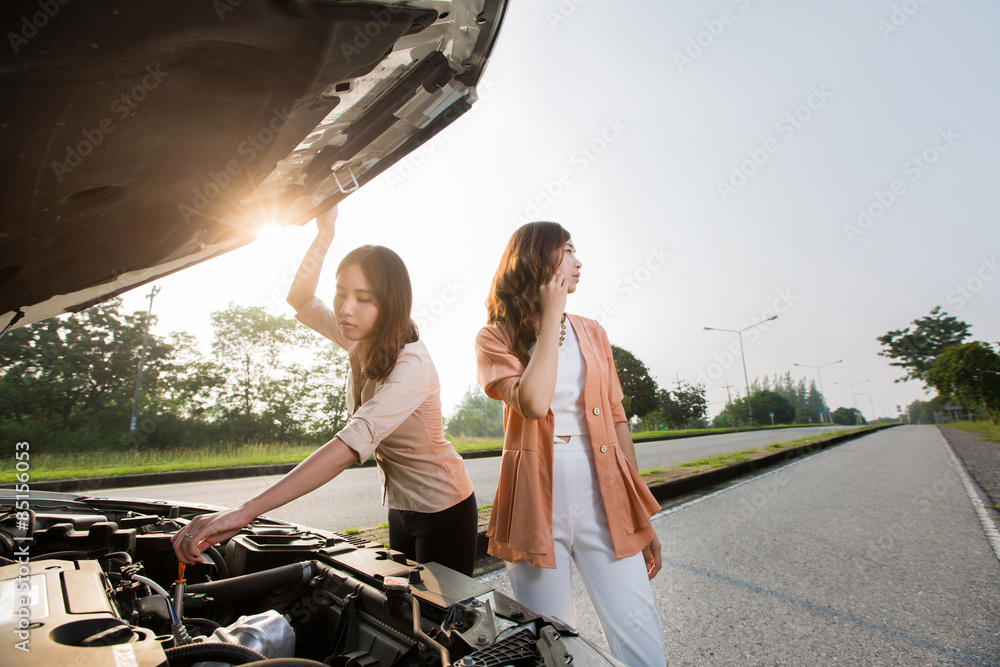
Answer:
[{"xmin": 506, "ymin": 437, "xmax": 666, "ymax": 667}]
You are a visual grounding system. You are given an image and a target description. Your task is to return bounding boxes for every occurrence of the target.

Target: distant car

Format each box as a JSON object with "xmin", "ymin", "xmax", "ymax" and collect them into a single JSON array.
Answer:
[{"xmin": 1, "ymin": 2, "xmax": 626, "ymax": 665}]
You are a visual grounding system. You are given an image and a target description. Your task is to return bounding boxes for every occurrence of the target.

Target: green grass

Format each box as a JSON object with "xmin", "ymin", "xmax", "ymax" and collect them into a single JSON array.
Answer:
[
  {"xmin": 766, "ymin": 429, "xmax": 856, "ymax": 450},
  {"xmin": 677, "ymin": 449, "xmax": 757, "ymax": 468},
  {"xmin": 640, "ymin": 426, "xmax": 871, "ymax": 477},
  {"xmin": 942, "ymin": 420, "xmax": 1000, "ymax": 442},
  {"xmin": 0, "ymin": 442, "xmax": 321, "ymax": 484},
  {"xmin": 631, "ymin": 423, "xmax": 826, "ymax": 440},
  {"xmin": 449, "ymin": 437, "xmax": 504, "ymax": 453}
]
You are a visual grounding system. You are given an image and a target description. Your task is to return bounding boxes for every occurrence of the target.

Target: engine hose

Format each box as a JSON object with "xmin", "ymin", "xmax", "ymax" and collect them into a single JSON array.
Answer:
[
  {"xmin": 164, "ymin": 641, "xmax": 266, "ymax": 666},
  {"xmin": 202, "ymin": 544, "xmax": 230, "ymax": 579},
  {"xmin": 240, "ymin": 661, "xmax": 330, "ymax": 666},
  {"xmin": 186, "ymin": 561, "xmax": 316, "ymax": 603},
  {"xmin": 183, "ymin": 616, "xmax": 222, "ymax": 634}
]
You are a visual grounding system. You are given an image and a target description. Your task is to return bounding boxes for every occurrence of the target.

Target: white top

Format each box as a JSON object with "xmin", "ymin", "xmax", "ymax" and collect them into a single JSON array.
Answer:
[
  {"xmin": 551, "ymin": 317, "xmax": 588, "ymax": 437},
  {"xmin": 294, "ymin": 297, "xmax": 473, "ymax": 512}
]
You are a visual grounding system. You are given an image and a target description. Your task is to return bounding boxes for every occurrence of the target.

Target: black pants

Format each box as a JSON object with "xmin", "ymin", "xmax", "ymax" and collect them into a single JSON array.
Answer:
[{"xmin": 388, "ymin": 491, "xmax": 478, "ymax": 576}]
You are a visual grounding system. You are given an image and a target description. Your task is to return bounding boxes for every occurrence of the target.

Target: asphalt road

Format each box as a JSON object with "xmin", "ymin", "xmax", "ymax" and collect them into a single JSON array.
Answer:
[
  {"xmin": 96, "ymin": 425, "xmax": 849, "ymax": 531},
  {"xmin": 480, "ymin": 425, "xmax": 1000, "ymax": 665}
]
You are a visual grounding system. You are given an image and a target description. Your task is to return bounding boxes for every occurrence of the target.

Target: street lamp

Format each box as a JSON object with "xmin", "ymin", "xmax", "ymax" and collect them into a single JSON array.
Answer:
[
  {"xmin": 793, "ymin": 359, "xmax": 842, "ymax": 423},
  {"xmin": 835, "ymin": 379, "xmax": 869, "ymax": 424},
  {"xmin": 858, "ymin": 391, "xmax": 884, "ymax": 423},
  {"xmin": 704, "ymin": 315, "xmax": 778, "ymax": 425}
]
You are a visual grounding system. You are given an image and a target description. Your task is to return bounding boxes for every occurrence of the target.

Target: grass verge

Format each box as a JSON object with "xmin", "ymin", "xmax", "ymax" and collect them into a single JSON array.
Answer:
[
  {"xmin": 941, "ymin": 420, "xmax": 1000, "ymax": 442},
  {"xmin": 0, "ymin": 442, "xmax": 322, "ymax": 485},
  {"xmin": 631, "ymin": 423, "xmax": 826, "ymax": 441},
  {"xmin": 636, "ymin": 428, "xmax": 864, "ymax": 485},
  {"xmin": 0, "ymin": 437, "xmax": 502, "ymax": 484}
]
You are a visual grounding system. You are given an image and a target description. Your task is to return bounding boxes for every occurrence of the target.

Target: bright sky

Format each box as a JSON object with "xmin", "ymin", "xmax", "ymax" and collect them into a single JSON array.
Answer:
[{"xmin": 123, "ymin": 0, "xmax": 1000, "ymax": 423}]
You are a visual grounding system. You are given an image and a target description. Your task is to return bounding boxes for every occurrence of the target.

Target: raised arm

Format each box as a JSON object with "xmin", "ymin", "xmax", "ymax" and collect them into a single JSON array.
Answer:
[
  {"xmin": 287, "ymin": 206, "xmax": 338, "ymax": 311},
  {"xmin": 515, "ymin": 272, "xmax": 568, "ymax": 420}
]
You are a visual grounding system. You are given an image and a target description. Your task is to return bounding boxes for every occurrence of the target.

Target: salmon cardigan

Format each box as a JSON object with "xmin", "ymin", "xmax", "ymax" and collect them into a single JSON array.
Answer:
[{"xmin": 475, "ymin": 314, "xmax": 661, "ymax": 568}]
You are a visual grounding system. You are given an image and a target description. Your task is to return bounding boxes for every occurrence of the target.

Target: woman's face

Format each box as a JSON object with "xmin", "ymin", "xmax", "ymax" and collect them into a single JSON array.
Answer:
[
  {"xmin": 334, "ymin": 263, "xmax": 380, "ymax": 344},
  {"xmin": 554, "ymin": 239, "xmax": 582, "ymax": 293}
]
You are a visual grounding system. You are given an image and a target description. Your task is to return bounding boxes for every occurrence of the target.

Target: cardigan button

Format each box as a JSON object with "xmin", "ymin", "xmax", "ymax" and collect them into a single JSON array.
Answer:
[
  {"xmin": 592, "ymin": 408, "xmax": 600, "ymax": 415},
  {"xmin": 600, "ymin": 445, "xmax": 607, "ymax": 453}
]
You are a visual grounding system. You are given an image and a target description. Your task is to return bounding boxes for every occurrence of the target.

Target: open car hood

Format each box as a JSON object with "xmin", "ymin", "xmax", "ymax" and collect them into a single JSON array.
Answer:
[
  {"xmin": 0, "ymin": 0, "xmax": 507, "ymax": 329},
  {"xmin": 0, "ymin": 491, "xmax": 626, "ymax": 666}
]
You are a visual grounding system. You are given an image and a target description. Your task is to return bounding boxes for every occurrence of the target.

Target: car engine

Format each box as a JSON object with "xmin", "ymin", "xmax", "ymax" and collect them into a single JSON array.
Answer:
[{"xmin": 0, "ymin": 494, "xmax": 623, "ymax": 667}]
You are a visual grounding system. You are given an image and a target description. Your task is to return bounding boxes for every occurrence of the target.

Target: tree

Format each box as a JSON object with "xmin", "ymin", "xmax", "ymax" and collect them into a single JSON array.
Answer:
[
  {"xmin": 794, "ymin": 407, "xmax": 814, "ymax": 424},
  {"xmin": 0, "ymin": 298, "xmax": 176, "ymax": 449},
  {"xmin": 208, "ymin": 304, "xmax": 314, "ymax": 441},
  {"xmin": 611, "ymin": 345, "xmax": 658, "ymax": 419},
  {"xmin": 924, "ymin": 342, "xmax": 1000, "ymax": 425},
  {"xmin": 713, "ymin": 396, "xmax": 750, "ymax": 427},
  {"xmin": 906, "ymin": 395, "xmax": 950, "ymax": 424},
  {"xmin": 446, "ymin": 385, "xmax": 504, "ymax": 438},
  {"xmin": 656, "ymin": 381, "xmax": 708, "ymax": 430},
  {"xmin": 831, "ymin": 407, "xmax": 863, "ymax": 426},
  {"xmin": 877, "ymin": 307, "xmax": 971, "ymax": 383},
  {"xmin": 746, "ymin": 390, "xmax": 795, "ymax": 425},
  {"xmin": 805, "ymin": 381, "xmax": 827, "ymax": 418},
  {"xmin": 298, "ymin": 343, "xmax": 352, "ymax": 439}
]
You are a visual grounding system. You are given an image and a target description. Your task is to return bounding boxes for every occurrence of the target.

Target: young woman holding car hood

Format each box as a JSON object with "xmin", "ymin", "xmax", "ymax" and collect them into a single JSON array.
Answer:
[{"xmin": 172, "ymin": 207, "xmax": 477, "ymax": 575}]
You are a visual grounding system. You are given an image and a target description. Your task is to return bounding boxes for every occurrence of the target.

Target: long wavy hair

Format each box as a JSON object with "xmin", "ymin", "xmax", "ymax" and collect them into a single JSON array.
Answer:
[
  {"xmin": 486, "ymin": 221, "xmax": 571, "ymax": 365},
  {"xmin": 337, "ymin": 245, "xmax": 418, "ymax": 383}
]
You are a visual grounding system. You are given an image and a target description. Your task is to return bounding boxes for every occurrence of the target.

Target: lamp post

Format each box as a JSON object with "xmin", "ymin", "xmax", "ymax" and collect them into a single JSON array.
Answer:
[
  {"xmin": 793, "ymin": 359, "xmax": 842, "ymax": 423},
  {"xmin": 704, "ymin": 315, "xmax": 777, "ymax": 425},
  {"xmin": 858, "ymin": 391, "xmax": 884, "ymax": 423},
  {"xmin": 835, "ymin": 379, "xmax": 869, "ymax": 425}
]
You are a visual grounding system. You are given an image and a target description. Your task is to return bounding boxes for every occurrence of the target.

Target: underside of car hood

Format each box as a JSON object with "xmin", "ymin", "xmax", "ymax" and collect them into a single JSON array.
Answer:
[{"xmin": 0, "ymin": 0, "xmax": 506, "ymax": 329}]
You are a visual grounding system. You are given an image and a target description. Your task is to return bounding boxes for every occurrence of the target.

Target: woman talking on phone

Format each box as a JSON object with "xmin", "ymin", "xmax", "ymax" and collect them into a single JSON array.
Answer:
[
  {"xmin": 172, "ymin": 207, "xmax": 478, "ymax": 576},
  {"xmin": 474, "ymin": 221, "xmax": 665, "ymax": 666}
]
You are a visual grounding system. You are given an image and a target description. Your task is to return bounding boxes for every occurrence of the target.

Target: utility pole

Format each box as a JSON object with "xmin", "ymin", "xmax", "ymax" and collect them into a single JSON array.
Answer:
[
  {"xmin": 721, "ymin": 382, "xmax": 734, "ymax": 405},
  {"xmin": 130, "ymin": 285, "xmax": 160, "ymax": 433}
]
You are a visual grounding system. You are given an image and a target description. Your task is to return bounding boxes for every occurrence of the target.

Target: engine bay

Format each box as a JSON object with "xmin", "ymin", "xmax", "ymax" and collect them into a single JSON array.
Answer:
[{"xmin": 0, "ymin": 494, "xmax": 622, "ymax": 666}]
